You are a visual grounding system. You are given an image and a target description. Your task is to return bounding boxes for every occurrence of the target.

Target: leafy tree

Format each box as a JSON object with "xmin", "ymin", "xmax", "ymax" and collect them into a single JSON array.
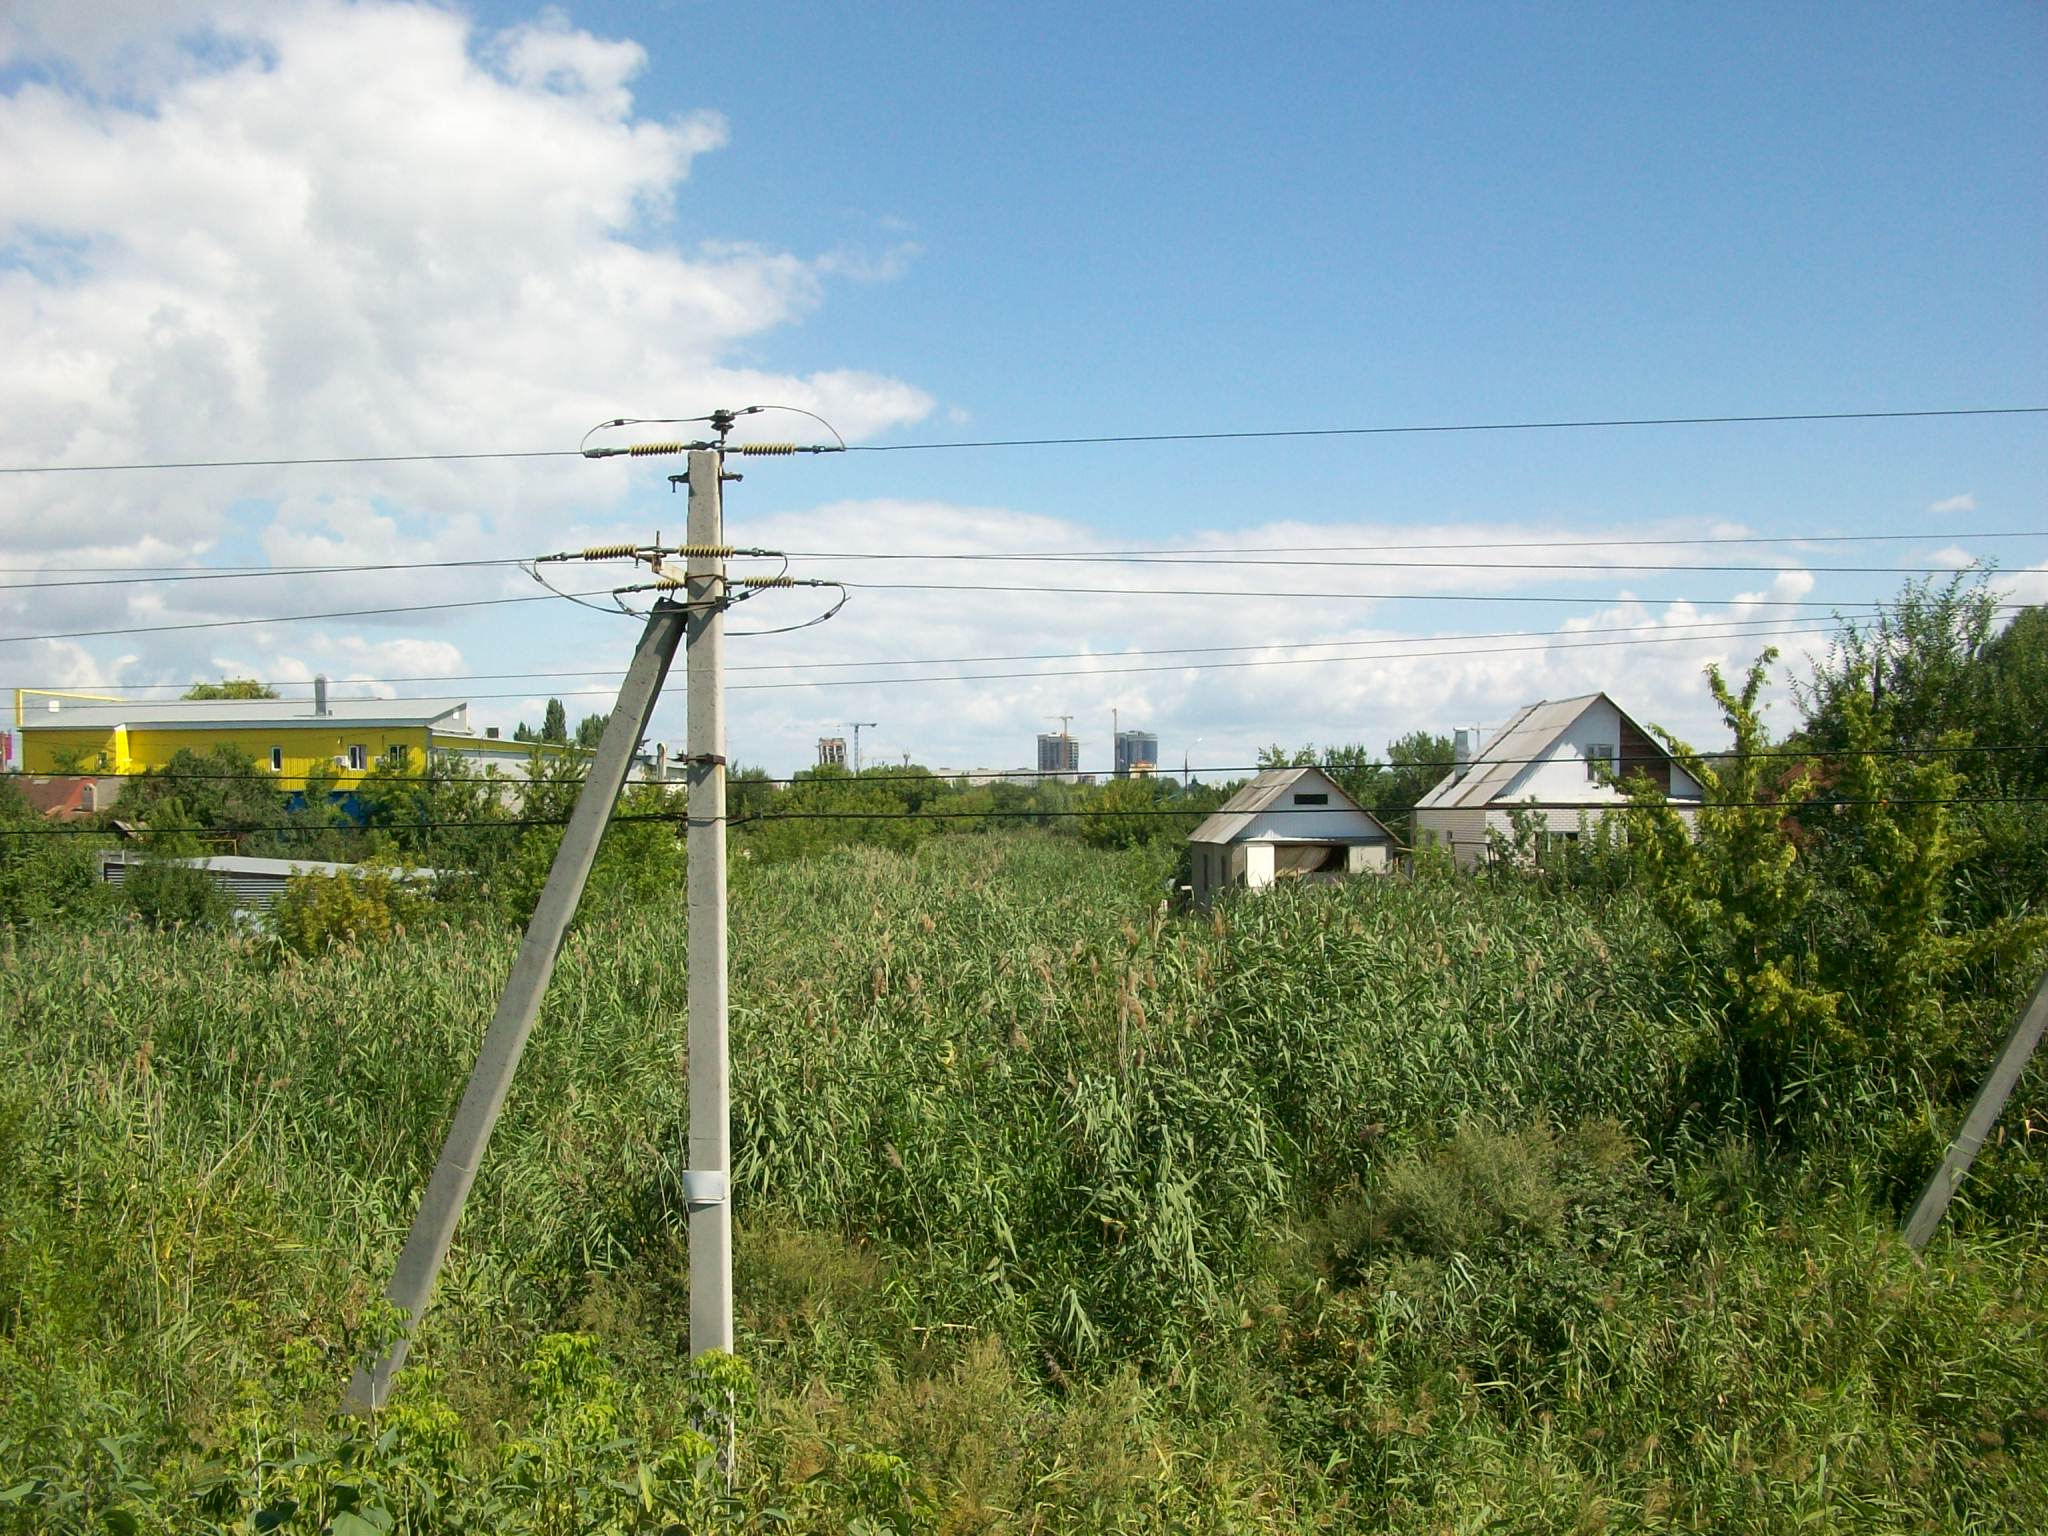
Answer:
[
  {"xmin": 542, "ymin": 698, "xmax": 569, "ymax": 744},
  {"xmin": 1629, "ymin": 648, "xmax": 2046, "ymax": 1127},
  {"xmin": 1079, "ymin": 775, "xmax": 1186, "ymax": 850},
  {"xmin": 1793, "ymin": 569, "xmax": 1999, "ymax": 754},
  {"xmin": 183, "ymin": 678, "xmax": 278, "ymax": 700},
  {"xmin": 1378, "ymin": 730, "xmax": 1456, "ymax": 839},
  {"xmin": 0, "ymin": 778, "xmax": 108, "ymax": 925}
]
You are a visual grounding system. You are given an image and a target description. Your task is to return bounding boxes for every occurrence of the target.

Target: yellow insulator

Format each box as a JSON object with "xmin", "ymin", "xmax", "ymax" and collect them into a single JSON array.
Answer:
[
  {"xmin": 734, "ymin": 441, "xmax": 798, "ymax": 456},
  {"xmin": 579, "ymin": 542, "xmax": 639, "ymax": 560},
  {"xmin": 676, "ymin": 544, "xmax": 737, "ymax": 557},
  {"xmin": 627, "ymin": 440, "xmax": 689, "ymax": 457},
  {"xmin": 648, "ymin": 574, "xmax": 687, "ymax": 589},
  {"xmin": 737, "ymin": 574, "xmax": 795, "ymax": 588}
]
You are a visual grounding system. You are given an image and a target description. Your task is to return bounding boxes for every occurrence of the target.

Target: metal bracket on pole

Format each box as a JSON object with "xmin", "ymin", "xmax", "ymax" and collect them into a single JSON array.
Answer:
[
  {"xmin": 345, "ymin": 597, "xmax": 689, "ymax": 1415},
  {"xmin": 1903, "ymin": 968, "xmax": 2048, "ymax": 1252},
  {"xmin": 681, "ymin": 1170, "xmax": 728, "ymax": 1210}
]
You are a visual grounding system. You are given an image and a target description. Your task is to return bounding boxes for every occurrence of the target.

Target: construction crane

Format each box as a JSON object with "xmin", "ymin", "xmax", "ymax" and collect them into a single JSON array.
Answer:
[
  {"xmin": 1046, "ymin": 715, "xmax": 1076, "ymax": 778},
  {"xmin": 842, "ymin": 721, "xmax": 878, "ymax": 775}
]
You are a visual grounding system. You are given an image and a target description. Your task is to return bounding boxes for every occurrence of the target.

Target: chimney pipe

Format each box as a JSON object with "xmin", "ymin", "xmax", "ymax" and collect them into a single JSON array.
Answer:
[
  {"xmin": 1453, "ymin": 727, "xmax": 1474, "ymax": 780},
  {"xmin": 314, "ymin": 675, "xmax": 329, "ymax": 717}
]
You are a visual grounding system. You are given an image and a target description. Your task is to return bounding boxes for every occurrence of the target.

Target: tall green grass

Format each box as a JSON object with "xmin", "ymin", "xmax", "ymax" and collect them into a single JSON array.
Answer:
[{"xmin": 1, "ymin": 836, "xmax": 2042, "ymax": 1530}]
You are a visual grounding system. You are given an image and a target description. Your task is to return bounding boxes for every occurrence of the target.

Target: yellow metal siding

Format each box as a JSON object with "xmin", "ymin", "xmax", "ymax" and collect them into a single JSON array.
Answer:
[
  {"xmin": 21, "ymin": 727, "xmax": 125, "ymax": 774},
  {"xmin": 118, "ymin": 725, "xmax": 436, "ymax": 789}
]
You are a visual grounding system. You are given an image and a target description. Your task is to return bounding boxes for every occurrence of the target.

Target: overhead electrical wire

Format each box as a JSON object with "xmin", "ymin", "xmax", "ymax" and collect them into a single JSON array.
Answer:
[
  {"xmin": 834, "ymin": 578, "xmax": 2032, "ymax": 611},
  {"xmin": 2, "ymin": 405, "xmax": 2042, "ymax": 476},
  {"xmin": 0, "ymin": 608, "xmax": 1996, "ymax": 701},
  {"xmin": 39, "ymin": 738, "xmax": 2045, "ymax": 790},
  {"xmin": 0, "ymin": 588, "xmax": 634, "ymax": 647},
  {"xmin": 2, "ymin": 553, "xmax": 2027, "ymax": 591},
  {"xmin": 10, "ymin": 788, "xmax": 2048, "ymax": 839},
  {"xmin": 3, "ymin": 527, "xmax": 2041, "ymax": 581}
]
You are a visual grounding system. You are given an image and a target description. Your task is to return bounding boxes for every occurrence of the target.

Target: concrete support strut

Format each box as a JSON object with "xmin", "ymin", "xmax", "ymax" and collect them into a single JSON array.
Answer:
[
  {"xmin": 1903, "ymin": 968, "xmax": 2048, "ymax": 1252},
  {"xmin": 346, "ymin": 597, "xmax": 688, "ymax": 1413}
]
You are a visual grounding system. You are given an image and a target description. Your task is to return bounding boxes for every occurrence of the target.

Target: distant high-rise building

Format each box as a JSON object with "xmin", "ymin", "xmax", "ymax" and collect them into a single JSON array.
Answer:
[
  {"xmin": 1114, "ymin": 730, "xmax": 1160, "ymax": 779},
  {"xmin": 1036, "ymin": 732, "xmax": 1081, "ymax": 776},
  {"xmin": 817, "ymin": 736, "xmax": 847, "ymax": 768}
]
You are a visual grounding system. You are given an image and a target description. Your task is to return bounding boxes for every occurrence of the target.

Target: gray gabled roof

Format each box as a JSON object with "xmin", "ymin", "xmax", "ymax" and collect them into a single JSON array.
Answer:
[
  {"xmin": 1189, "ymin": 764, "xmax": 1391, "ymax": 844},
  {"xmin": 1415, "ymin": 691, "xmax": 1691, "ymax": 811}
]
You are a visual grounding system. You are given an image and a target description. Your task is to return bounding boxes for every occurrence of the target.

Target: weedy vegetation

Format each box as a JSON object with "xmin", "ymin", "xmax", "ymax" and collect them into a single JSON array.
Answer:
[
  {"xmin": 2, "ymin": 836, "xmax": 2043, "ymax": 1531},
  {"xmin": 2, "ymin": 579, "xmax": 2045, "ymax": 1530}
]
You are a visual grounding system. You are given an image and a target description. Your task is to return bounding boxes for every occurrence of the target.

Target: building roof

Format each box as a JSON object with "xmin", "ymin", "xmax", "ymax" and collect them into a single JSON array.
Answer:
[
  {"xmin": 1414, "ymin": 691, "xmax": 1692, "ymax": 811},
  {"xmin": 1189, "ymin": 765, "xmax": 1392, "ymax": 844},
  {"xmin": 20, "ymin": 696, "xmax": 472, "ymax": 732}
]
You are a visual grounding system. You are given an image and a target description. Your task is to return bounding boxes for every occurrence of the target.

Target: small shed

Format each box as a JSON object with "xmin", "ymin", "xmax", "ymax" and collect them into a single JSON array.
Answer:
[
  {"xmin": 1186, "ymin": 765, "xmax": 1394, "ymax": 907},
  {"xmin": 98, "ymin": 852, "xmax": 436, "ymax": 914}
]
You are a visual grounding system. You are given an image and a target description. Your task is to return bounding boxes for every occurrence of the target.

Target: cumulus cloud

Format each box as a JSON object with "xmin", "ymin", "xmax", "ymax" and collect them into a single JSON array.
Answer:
[
  {"xmin": 1928, "ymin": 493, "xmax": 1977, "ymax": 514},
  {"xmin": 700, "ymin": 501, "xmax": 1842, "ymax": 774},
  {"xmin": 0, "ymin": 0, "xmax": 932, "ymax": 681}
]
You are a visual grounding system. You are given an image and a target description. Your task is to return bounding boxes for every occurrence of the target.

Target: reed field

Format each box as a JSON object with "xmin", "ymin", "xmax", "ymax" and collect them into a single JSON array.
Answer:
[{"xmin": 2, "ymin": 834, "xmax": 2045, "ymax": 1532}]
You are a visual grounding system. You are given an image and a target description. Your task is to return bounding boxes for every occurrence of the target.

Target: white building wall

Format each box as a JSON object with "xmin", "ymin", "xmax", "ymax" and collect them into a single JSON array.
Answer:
[{"xmin": 1413, "ymin": 806, "xmax": 1489, "ymax": 868}]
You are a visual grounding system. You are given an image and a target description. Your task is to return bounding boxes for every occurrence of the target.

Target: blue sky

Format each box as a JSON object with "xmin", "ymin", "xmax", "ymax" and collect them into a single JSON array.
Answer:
[{"xmin": 1, "ymin": 1, "xmax": 2042, "ymax": 773}]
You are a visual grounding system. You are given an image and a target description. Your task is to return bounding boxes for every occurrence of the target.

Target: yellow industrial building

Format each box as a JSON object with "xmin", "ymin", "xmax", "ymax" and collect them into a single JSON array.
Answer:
[{"xmin": 8, "ymin": 687, "xmax": 543, "ymax": 789}]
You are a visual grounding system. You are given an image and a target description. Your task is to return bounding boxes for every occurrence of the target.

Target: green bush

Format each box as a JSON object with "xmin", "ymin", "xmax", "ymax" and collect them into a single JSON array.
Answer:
[
  {"xmin": 121, "ymin": 855, "xmax": 230, "ymax": 930},
  {"xmin": 272, "ymin": 864, "xmax": 425, "ymax": 955}
]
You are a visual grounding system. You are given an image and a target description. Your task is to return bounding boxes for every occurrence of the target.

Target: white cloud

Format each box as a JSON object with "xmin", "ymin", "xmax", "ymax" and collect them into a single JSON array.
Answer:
[
  {"xmin": 697, "ymin": 502, "xmax": 1838, "ymax": 775},
  {"xmin": 1928, "ymin": 493, "xmax": 1977, "ymax": 514},
  {"xmin": 0, "ymin": 0, "xmax": 932, "ymax": 665}
]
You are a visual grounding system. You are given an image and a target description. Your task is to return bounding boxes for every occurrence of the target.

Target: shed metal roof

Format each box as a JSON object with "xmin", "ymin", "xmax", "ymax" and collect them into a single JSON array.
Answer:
[{"xmin": 1189, "ymin": 765, "xmax": 1392, "ymax": 845}]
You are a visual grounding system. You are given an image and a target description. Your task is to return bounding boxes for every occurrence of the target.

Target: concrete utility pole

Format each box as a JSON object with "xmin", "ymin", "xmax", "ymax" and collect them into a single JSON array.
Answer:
[
  {"xmin": 1904, "ymin": 967, "xmax": 2048, "ymax": 1251},
  {"xmin": 347, "ymin": 595, "xmax": 689, "ymax": 1413},
  {"xmin": 682, "ymin": 448, "xmax": 733, "ymax": 1359}
]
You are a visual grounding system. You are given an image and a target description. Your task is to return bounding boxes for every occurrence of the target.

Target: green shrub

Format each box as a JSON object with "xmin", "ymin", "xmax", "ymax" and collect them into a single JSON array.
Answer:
[
  {"xmin": 272, "ymin": 865, "xmax": 424, "ymax": 954},
  {"xmin": 121, "ymin": 855, "xmax": 230, "ymax": 930}
]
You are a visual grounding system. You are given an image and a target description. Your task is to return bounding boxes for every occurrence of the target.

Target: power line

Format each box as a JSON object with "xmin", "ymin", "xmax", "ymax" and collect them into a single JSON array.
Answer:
[
  {"xmin": 12, "ymin": 787, "xmax": 2048, "ymax": 839},
  {"xmin": 28, "ymin": 740, "xmax": 2042, "ymax": 790},
  {"xmin": 0, "ymin": 558, "xmax": 528, "ymax": 593},
  {"xmin": 839, "ymin": 578, "xmax": 2032, "ymax": 611},
  {"xmin": 4, "ymin": 527, "xmax": 2039, "ymax": 582},
  {"xmin": 4, "ymin": 609, "xmax": 2007, "ymax": 709},
  {"xmin": 795, "ymin": 556, "xmax": 1992, "ymax": 577},
  {"xmin": 786, "ymin": 530, "xmax": 2048, "ymax": 557},
  {"xmin": 0, "ymin": 587, "xmax": 628, "ymax": 647},
  {"xmin": 2, "ymin": 406, "xmax": 2041, "ymax": 477},
  {"xmin": 839, "ymin": 407, "xmax": 2048, "ymax": 454},
  {"xmin": 1, "ymin": 609, "xmax": 1864, "ymax": 696}
]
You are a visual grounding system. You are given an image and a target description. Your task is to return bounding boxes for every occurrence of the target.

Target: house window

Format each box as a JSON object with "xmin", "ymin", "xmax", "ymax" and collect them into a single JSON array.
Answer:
[
  {"xmin": 385, "ymin": 744, "xmax": 409, "ymax": 768},
  {"xmin": 269, "ymin": 746, "xmax": 283, "ymax": 773},
  {"xmin": 1585, "ymin": 743, "xmax": 1616, "ymax": 781},
  {"xmin": 347, "ymin": 744, "xmax": 367, "ymax": 771},
  {"xmin": 1293, "ymin": 792, "xmax": 1329, "ymax": 806}
]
